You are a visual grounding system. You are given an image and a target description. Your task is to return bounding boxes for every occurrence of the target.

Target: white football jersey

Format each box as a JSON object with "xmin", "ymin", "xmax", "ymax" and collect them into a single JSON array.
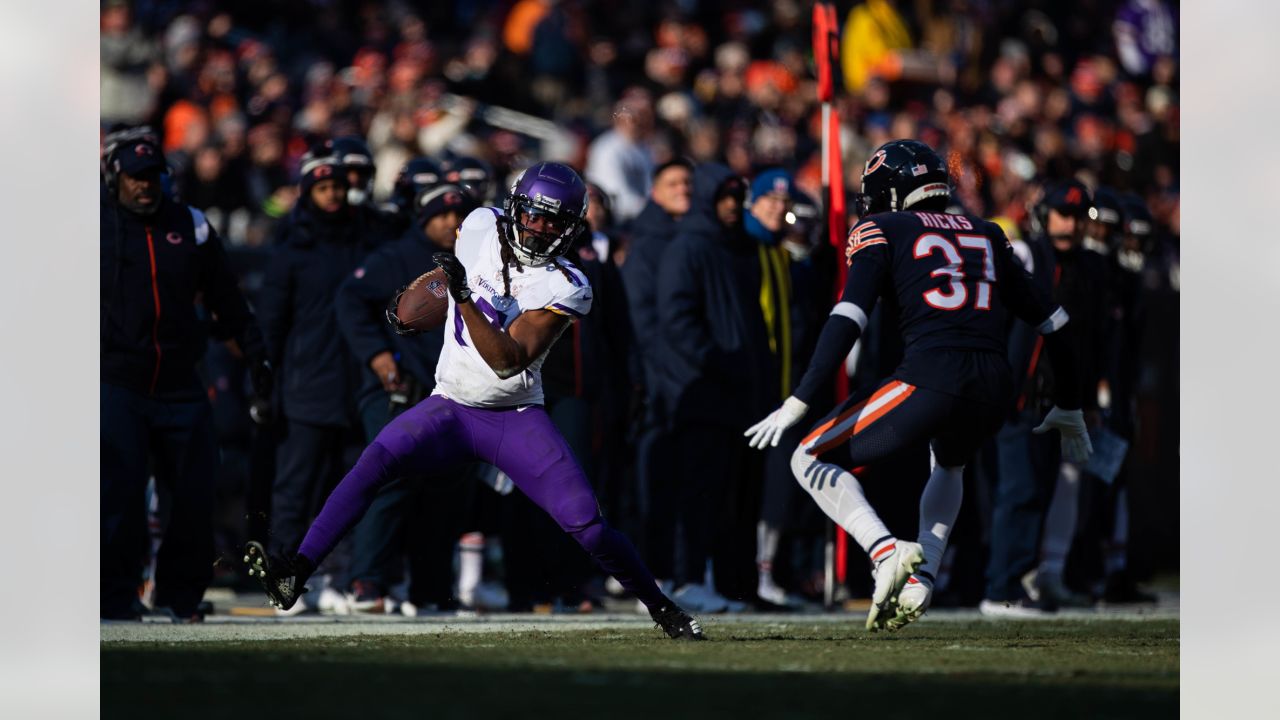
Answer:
[{"xmin": 432, "ymin": 207, "xmax": 592, "ymax": 407}]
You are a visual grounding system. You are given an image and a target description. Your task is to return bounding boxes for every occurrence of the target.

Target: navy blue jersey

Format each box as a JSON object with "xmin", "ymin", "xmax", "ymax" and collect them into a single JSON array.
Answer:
[{"xmin": 838, "ymin": 210, "xmax": 1064, "ymax": 400}]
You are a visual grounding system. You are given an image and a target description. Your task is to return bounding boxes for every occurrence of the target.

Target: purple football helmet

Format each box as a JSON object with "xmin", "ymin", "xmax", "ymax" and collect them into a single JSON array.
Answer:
[{"xmin": 503, "ymin": 161, "xmax": 588, "ymax": 265}]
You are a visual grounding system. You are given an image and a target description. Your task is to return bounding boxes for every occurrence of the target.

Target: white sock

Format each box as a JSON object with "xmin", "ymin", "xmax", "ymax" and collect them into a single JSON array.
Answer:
[
  {"xmin": 1039, "ymin": 463, "xmax": 1080, "ymax": 579},
  {"xmin": 917, "ymin": 464, "xmax": 964, "ymax": 586},
  {"xmin": 791, "ymin": 447, "xmax": 893, "ymax": 557},
  {"xmin": 756, "ymin": 521, "xmax": 780, "ymax": 577},
  {"xmin": 457, "ymin": 532, "xmax": 485, "ymax": 599}
]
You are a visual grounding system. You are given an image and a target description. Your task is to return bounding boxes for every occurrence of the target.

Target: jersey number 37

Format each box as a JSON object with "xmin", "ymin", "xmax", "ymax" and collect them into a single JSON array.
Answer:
[{"xmin": 913, "ymin": 233, "xmax": 996, "ymax": 311}]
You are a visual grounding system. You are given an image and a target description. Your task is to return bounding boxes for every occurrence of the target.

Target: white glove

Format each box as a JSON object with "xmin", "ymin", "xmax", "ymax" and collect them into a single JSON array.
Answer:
[
  {"xmin": 745, "ymin": 397, "xmax": 810, "ymax": 449},
  {"xmin": 1033, "ymin": 406, "xmax": 1094, "ymax": 463}
]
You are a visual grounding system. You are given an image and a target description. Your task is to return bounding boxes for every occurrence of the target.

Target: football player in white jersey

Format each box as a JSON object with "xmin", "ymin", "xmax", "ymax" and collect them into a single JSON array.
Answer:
[{"xmin": 246, "ymin": 162, "xmax": 704, "ymax": 640}]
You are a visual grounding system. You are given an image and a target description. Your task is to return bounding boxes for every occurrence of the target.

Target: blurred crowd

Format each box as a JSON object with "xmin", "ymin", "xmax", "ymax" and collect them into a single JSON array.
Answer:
[{"xmin": 100, "ymin": 0, "xmax": 1178, "ymax": 619}]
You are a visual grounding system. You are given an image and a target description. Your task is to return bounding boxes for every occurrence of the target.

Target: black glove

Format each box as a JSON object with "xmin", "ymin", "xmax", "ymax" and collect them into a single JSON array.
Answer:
[
  {"xmin": 385, "ymin": 287, "xmax": 422, "ymax": 336},
  {"xmin": 432, "ymin": 252, "xmax": 472, "ymax": 303}
]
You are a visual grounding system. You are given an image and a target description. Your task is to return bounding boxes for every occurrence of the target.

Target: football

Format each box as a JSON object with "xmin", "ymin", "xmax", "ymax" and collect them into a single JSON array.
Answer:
[{"xmin": 395, "ymin": 267, "xmax": 451, "ymax": 331}]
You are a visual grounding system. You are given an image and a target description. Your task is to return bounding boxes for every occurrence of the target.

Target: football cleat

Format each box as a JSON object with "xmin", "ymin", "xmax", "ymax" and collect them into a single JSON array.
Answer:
[
  {"xmin": 243, "ymin": 541, "xmax": 314, "ymax": 612},
  {"xmin": 885, "ymin": 576, "xmax": 932, "ymax": 632},
  {"xmin": 866, "ymin": 541, "xmax": 925, "ymax": 632},
  {"xmin": 650, "ymin": 604, "xmax": 706, "ymax": 641}
]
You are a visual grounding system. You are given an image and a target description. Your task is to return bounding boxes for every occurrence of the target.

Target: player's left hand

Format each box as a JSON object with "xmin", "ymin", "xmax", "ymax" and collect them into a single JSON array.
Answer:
[
  {"xmin": 432, "ymin": 252, "xmax": 472, "ymax": 303},
  {"xmin": 745, "ymin": 396, "xmax": 809, "ymax": 449},
  {"xmin": 1033, "ymin": 406, "xmax": 1093, "ymax": 463}
]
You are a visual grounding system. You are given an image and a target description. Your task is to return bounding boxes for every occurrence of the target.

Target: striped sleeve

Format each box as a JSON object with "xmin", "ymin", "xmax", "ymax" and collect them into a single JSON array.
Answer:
[
  {"xmin": 844, "ymin": 219, "xmax": 886, "ymax": 264},
  {"xmin": 544, "ymin": 262, "xmax": 593, "ymax": 318}
]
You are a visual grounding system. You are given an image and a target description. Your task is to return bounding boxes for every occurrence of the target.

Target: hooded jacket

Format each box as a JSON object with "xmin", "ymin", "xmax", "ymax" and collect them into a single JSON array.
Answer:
[
  {"xmin": 100, "ymin": 185, "xmax": 262, "ymax": 399},
  {"xmin": 257, "ymin": 202, "xmax": 379, "ymax": 426},
  {"xmin": 654, "ymin": 163, "xmax": 775, "ymax": 430}
]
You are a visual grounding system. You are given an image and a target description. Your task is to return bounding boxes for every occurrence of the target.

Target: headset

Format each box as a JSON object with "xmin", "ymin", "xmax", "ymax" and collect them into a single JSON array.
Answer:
[
  {"xmin": 100, "ymin": 125, "xmax": 166, "ymax": 354},
  {"xmin": 101, "ymin": 125, "xmax": 166, "ymax": 195}
]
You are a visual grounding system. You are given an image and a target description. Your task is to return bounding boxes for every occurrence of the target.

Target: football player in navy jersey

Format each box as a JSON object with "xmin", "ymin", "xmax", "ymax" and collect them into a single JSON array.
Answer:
[{"xmin": 745, "ymin": 140, "xmax": 1093, "ymax": 631}]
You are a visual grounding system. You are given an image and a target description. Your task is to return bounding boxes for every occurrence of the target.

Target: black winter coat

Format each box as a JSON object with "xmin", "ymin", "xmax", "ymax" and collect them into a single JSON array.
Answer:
[
  {"xmin": 1007, "ymin": 236, "xmax": 1109, "ymax": 418},
  {"xmin": 654, "ymin": 163, "xmax": 775, "ymax": 430},
  {"xmin": 621, "ymin": 200, "xmax": 680, "ymax": 397},
  {"xmin": 257, "ymin": 204, "xmax": 380, "ymax": 426},
  {"xmin": 100, "ymin": 186, "xmax": 262, "ymax": 399}
]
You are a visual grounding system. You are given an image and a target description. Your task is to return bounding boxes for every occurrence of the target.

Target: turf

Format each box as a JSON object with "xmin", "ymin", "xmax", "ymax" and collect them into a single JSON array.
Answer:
[{"xmin": 102, "ymin": 619, "xmax": 1177, "ymax": 719}]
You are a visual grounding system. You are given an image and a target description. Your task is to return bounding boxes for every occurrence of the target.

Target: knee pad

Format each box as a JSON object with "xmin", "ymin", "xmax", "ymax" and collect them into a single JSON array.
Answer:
[
  {"xmin": 790, "ymin": 444, "xmax": 816, "ymax": 482},
  {"xmin": 791, "ymin": 446, "xmax": 842, "ymax": 492},
  {"xmin": 566, "ymin": 514, "xmax": 606, "ymax": 546}
]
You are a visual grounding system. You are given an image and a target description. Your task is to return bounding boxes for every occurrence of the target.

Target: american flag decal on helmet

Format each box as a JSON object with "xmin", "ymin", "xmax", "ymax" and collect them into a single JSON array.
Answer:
[{"xmin": 845, "ymin": 221, "xmax": 886, "ymax": 266}]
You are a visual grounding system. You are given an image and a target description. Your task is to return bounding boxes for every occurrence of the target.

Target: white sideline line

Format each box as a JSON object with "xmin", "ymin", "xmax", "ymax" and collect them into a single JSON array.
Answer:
[{"xmin": 102, "ymin": 608, "xmax": 1178, "ymax": 644}]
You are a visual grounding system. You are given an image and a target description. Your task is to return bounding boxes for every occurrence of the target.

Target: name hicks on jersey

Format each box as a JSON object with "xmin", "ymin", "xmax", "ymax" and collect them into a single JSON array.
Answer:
[{"xmin": 914, "ymin": 212, "xmax": 974, "ymax": 231}]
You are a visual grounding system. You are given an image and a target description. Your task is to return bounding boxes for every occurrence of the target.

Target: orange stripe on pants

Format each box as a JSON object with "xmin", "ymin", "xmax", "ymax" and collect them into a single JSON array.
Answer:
[{"xmin": 806, "ymin": 381, "xmax": 916, "ymax": 456}]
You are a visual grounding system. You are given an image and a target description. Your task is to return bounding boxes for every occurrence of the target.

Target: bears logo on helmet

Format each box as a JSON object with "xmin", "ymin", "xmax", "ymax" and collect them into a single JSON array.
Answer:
[{"xmin": 856, "ymin": 140, "xmax": 950, "ymax": 217}]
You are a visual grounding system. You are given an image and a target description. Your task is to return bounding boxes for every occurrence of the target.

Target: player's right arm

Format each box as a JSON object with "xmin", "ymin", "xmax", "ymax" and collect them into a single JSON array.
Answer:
[
  {"xmin": 746, "ymin": 220, "xmax": 889, "ymax": 449},
  {"xmin": 433, "ymin": 250, "xmax": 574, "ymax": 380}
]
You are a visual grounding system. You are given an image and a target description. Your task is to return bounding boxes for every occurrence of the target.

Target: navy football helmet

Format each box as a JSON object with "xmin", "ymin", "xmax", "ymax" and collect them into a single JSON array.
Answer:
[
  {"xmin": 391, "ymin": 156, "xmax": 444, "ymax": 215},
  {"xmin": 331, "ymin": 136, "xmax": 375, "ymax": 205},
  {"xmin": 443, "ymin": 156, "xmax": 495, "ymax": 204},
  {"xmin": 856, "ymin": 139, "xmax": 950, "ymax": 217},
  {"xmin": 502, "ymin": 161, "xmax": 589, "ymax": 265},
  {"xmin": 1089, "ymin": 186, "xmax": 1124, "ymax": 228}
]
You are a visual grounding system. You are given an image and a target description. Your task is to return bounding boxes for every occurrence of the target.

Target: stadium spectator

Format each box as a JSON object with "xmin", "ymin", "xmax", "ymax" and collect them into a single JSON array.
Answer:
[
  {"xmin": 100, "ymin": 126, "xmax": 269, "ymax": 620},
  {"xmin": 585, "ymin": 88, "xmax": 657, "ymax": 225},
  {"xmin": 618, "ymin": 157, "xmax": 692, "ymax": 587},
  {"xmin": 256, "ymin": 144, "xmax": 381, "ymax": 613},
  {"xmin": 100, "ymin": 1, "xmax": 159, "ymax": 127},
  {"xmin": 656, "ymin": 163, "xmax": 773, "ymax": 611},
  {"xmin": 745, "ymin": 179, "xmax": 836, "ymax": 607}
]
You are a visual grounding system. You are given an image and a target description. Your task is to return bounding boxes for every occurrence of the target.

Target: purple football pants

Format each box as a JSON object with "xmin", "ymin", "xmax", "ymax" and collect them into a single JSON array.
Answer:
[{"xmin": 298, "ymin": 395, "xmax": 669, "ymax": 610}]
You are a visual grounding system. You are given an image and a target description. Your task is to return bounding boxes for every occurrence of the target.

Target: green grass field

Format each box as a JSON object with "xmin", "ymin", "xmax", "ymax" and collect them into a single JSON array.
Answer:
[{"xmin": 102, "ymin": 619, "xmax": 1177, "ymax": 719}]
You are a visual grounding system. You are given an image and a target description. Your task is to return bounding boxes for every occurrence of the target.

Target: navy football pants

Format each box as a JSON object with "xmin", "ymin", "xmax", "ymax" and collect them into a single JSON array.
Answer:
[{"xmin": 802, "ymin": 378, "xmax": 1006, "ymax": 471}]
